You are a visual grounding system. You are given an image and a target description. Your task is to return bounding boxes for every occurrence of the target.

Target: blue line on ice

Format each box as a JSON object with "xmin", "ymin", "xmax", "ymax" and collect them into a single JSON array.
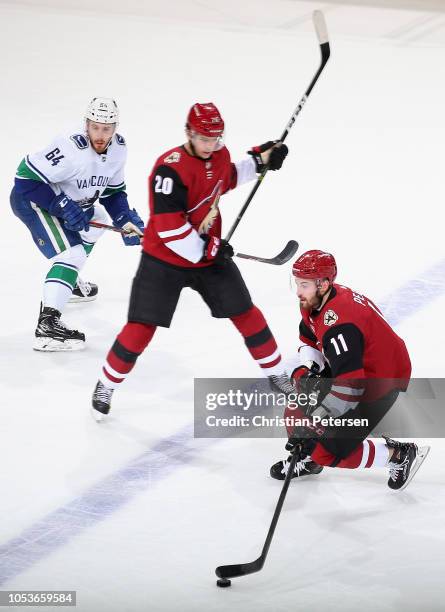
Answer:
[
  {"xmin": 0, "ymin": 257, "xmax": 444, "ymax": 585},
  {"xmin": 0, "ymin": 424, "xmax": 215, "ymax": 585}
]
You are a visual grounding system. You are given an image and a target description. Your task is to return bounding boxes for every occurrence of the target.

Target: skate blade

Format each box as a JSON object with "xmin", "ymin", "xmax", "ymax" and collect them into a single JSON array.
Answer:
[
  {"xmin": 33, "ymin": 337, "xmax": 85, "ymax": 352},
  {"xmin": 90, "ymin": 407, "xmax": 105, "ymax": 422},
  {"xmin": 68, "ymin": 295, "xmax": 97, "ymax": 303},
  {"xmin": 399, "ymin": 445, "xmax": 430, "ymax": 491}
]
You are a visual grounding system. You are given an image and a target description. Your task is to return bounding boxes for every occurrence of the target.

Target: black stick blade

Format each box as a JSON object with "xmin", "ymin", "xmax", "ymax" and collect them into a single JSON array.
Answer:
[
  {"xmin": 215, "ymin": 557, "xmax": 264, "ymax": 580},
  {"xmin": 236, "ymin": 240, "xmax": 299, "ymax": 266},
  {"xmin": 313, "ymin": 11, "xmax": 330, "ymax": 64},
  {"xmin": 321, "ymin": 40, "xmax": 330, "ymax": 63}
]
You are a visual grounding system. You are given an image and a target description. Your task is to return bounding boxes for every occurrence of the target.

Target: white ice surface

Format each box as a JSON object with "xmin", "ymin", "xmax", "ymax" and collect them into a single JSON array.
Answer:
[{"xmin": 0, "ymin": 1, "xmax": 444, "ymax": 611}]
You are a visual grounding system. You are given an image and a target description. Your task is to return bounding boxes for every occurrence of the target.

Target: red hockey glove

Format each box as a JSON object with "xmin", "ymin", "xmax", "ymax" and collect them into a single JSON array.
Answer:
[
  {"xmin": 202, "ymin": 236, "xmax": 234, "ymax": 264},
  {"xmin": 248, "ymin": 141, "xmax": 289, "ymax": 173},
  {"xmin": 292, "ymin": 365, "xmax": 312, "ymax": 381}
]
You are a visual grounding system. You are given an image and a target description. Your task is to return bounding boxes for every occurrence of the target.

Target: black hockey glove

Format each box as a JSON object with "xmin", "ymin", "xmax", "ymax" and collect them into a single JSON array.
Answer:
[
  {"xmin": 285, "ymin": 361, "xmax": 330, "ymax": 456},
  {"xmin": 248, "ymin": 141, "xmax": 289, "ymax": 173},
  {"xmin": 285, "ymin": 436, "xmax": 318, "ymax": 457},
  {"xmin": 202, "ymin": 236, "xmax": 234, "ymax": 264},
  {"xmin": 291, "ymin": 361, "xmax": 333, "ymax": 414},
  {"xmin": 285, "ymin": 411, "xmax": 326, "ymax": 456}
]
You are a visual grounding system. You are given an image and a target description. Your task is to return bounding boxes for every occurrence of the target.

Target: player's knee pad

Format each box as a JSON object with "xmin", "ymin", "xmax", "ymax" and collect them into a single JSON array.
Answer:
[
  {"xmin": 118, "ymin": 322, "xmax": 157, "ymax": 353},
  {"xmin": 52, "ymin": 243, "xmax": 88, "ymax": 271}
]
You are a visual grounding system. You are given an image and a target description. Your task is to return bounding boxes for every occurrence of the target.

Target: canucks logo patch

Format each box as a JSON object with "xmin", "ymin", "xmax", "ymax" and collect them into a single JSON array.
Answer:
[
  {"xmin": 70, "ymin": 134, "xmax": 89, "ymax": 149},
  {"xmin": 164, "ymin": 151, "xmax": 181, "ymax": 163},
  {"xmin": 324, "ymin": 309, "xmax": 338, "ymax": 326}
]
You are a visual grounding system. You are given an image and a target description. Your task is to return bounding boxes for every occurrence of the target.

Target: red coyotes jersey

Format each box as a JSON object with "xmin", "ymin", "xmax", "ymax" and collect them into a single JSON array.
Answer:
[
  {"xmin": 143, "ymin": 145, "xmax": 237, "ymax": 267},
  {"xmin": 299, "ymin": 284, "xmax": 411, "ymax": 405}
]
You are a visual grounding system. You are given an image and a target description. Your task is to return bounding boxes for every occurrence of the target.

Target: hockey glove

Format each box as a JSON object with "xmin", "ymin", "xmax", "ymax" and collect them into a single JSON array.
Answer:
[
  {"xmin": 202, "ymin": 236, "xmax": 234, "ymax": 264},
  {"xmin": 114, "ymin": 209, "xmax": 145, "ymax": 246},
  {"xmin": 248, "ymin": 141, "xmax": 289, "ymax": 173},
  {"xmin": 48, "ymin": 194, "xmax": 93, "ymax": 232},
  {"xmin": 291, "ymin": 361, "xmax": 335, "ymax": 413},
  {"xmin": 285, "ymin": 405, "xmax": 326, "ymax": 456}
]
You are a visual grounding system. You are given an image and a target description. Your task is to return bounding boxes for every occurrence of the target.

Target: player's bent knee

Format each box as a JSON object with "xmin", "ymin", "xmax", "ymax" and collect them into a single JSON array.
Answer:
[
  {"xmin": 53, "ymin": 243, "xmax": 88, "ymax": 270},
  {"xmin": 118, "ymin": 321, "xmax": 157, "ymax": 353},
  {"xmin": 311, "ymin": 443, "xmax": 337, "ymax": 466},
  {"xmin": 80, "ymin": 204, "xmax": 109, "ymax": 242}
]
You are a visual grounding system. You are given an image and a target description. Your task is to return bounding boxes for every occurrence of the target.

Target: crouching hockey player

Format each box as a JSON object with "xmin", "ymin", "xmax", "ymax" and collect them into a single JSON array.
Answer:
[
  {"xmin": 10, "ymin": 97, "xmax": 144, "ymax": 351},
  {"xmin": 270, "ymin": 249, "xmax": 430, "ymax": 491}
]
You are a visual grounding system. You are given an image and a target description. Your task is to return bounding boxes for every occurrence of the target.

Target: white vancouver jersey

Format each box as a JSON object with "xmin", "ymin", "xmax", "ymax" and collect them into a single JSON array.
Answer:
[{"xmin": 17, "ymin": 126, "xmax": 127, "ymax": 202}]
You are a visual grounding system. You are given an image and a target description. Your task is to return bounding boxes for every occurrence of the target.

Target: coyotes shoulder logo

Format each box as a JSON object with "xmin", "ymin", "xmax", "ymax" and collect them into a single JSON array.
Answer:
[
  {"xmin": 324, "ymin": 309, "xmax": 338, "ymax": 326},
  {"xmin": 164, "ymin": 151, "xmax": 181, "ymax": 164},
  {"xmin": 197, "ymin": 180, "xmax": 223, "ymax": 234}
]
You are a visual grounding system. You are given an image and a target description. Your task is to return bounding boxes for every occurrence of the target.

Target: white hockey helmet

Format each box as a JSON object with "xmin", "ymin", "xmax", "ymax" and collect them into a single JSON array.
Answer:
[{"xmin": 85, "ymin": 97, "xmax": 119, "ymax": 124}]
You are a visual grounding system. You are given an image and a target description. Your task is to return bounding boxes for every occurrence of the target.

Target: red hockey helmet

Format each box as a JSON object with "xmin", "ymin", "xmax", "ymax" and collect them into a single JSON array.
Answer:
[
  {"xmin": 186, "ymin": 102, "xmax": 225, "ymax": 137},
  {"xmin": 292, "ymin": 250, "xmax": 337, "ymax": 283}
]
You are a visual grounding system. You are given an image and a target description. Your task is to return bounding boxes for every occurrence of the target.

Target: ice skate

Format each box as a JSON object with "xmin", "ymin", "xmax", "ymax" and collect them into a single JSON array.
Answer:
[
  {"xmin": 33, "ymin": 306, "xmax": 85, "ymax": 351},
  {"xmin": 385, "ymin": 436, "xmax": 430, "ymax": 491},
  {"xmin": 270, "ymin": 454, "xmax": 323, "ymax": 481},
  {"xmin": 91, "ymin": 380, "xmax": 114, "ymax": 422},
  {"xmin": 268, "ymin": 372, "xmax": 296, "ymax": 395},
  {"xmin": 69, "ymin": 277, "xmax": 98, "ymax": 303}
]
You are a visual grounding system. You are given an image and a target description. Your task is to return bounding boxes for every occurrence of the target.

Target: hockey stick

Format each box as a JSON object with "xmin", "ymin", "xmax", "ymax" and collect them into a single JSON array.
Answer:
[
  {"xmin": 89, "ymin": 220, "xmax": 143, "ymax": 243},
  {"xmin": 217, "ymin": 35, "xmax": 339, "ymax": 569},
  {"xmin": 235, "ymin": 240, "xmax": 299, "ymax": 265},
  {"xmin": 224, "ymin": 10, "xmax": 330, "ymax": 243},
  {"xmin": 89, "ymin": 221, "xmax": 123, "ymax": 234},
  {"xmin": 90, "ymin": 221, "xmax": 298, "ymax": 265},
  {"xmin": 215, "ymin": 450, "xmax": 301, "ymax": 585}
]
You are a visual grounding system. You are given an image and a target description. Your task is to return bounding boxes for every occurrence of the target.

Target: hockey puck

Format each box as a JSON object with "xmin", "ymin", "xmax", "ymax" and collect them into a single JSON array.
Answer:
[{"xmin": 216, "ymin": 578, "xmax": 231, "ymax": 588}]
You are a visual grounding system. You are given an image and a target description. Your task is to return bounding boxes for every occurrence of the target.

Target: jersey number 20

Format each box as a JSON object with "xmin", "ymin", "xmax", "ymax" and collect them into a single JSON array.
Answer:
[{"xmin": 154, "ymin": 175, "xmax": 173, "ymax": 195}]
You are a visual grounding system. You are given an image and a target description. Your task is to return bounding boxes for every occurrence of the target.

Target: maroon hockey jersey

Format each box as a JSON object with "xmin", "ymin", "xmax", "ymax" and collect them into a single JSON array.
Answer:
[
  {"xmin": 143, "ymin": 145, "xmax": 237, "ymax": 267},
  {"xmin": 299, "ymin": 284, "xmax": 411, "ymax": 408}
]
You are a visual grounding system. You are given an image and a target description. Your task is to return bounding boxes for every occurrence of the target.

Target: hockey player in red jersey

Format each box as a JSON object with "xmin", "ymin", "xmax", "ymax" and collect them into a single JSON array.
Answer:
[
  {"xmin": 91, "ymin": 102, "xmax": 292, "ymax": 418},
  {"xmin": 270, "ymin": 250, "xmax": 430, "ymax": 491}
]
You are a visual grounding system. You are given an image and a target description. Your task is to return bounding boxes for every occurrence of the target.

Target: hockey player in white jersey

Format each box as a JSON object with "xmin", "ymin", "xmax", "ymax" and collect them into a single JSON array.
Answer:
[{"xmin": 10, "ymin": 97, "xmax": 144, "ymax": 351}]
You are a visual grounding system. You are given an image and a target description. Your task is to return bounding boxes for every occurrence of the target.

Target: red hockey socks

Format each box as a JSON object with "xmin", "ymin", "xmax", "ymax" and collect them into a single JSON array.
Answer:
[
  {"xmin": 230, "ymin": 305, "xmax": 284, "ymax": 375},
  {"xmin": 311, "ymin": 439, "xmax": 390, "ymax": 469},
  {"xmin": 100, "ymin": 322, "xmax": 156, "ymax": 389}
]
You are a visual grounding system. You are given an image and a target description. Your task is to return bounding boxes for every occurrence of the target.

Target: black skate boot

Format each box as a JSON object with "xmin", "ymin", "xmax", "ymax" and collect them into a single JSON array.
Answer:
[
  {"xmin": 33, "ymin": 306, "xmax": 85, "ymax": 351},
  {"xmin": 69, "ymin": 278, "xmax": 98, "ymax": 303},
  {"xmin": 268, "ymin": 372, "xmax": 296, "ymax": 395},
  {"xmin": 91, "ymin": 380, "xmax": 114, "ymax": 422},
  {"xmin": 270, "ymin": 454, "xmax": 324, "ymax": 481},
  {"xmin": 384, "ymin": 436, "xmax": 430, "ymax": 491}
]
